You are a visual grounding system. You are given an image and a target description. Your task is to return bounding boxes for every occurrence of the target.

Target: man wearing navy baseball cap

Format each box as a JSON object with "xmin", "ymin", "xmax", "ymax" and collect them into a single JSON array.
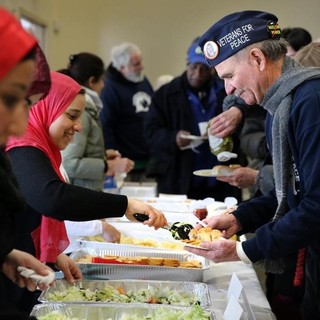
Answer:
[
  {"xmin": 185, "ymin": 10, "xmax": 320, "ymax": 319},
  {"xmin": 200, "ymin": 11, "xmax": 281, "ymax": 67},
  {"xmin": 145, "ymin": 37, "xmax": 242, "ymax": 201}
]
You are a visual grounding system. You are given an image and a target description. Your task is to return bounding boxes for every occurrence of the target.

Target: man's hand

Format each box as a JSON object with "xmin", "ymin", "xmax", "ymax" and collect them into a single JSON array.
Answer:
[
  {"xmin": 196, "ymin": 213, "xmax": 242, "ymax": 239},
  {"xmin": 209, "ymin": 107, "xmax": 243, "ymax": 138},
  {"xmin": 217, "ymin": 167, "xmax": 258, "ymax": 189},
  {"xmin": 185, "ymin": 239, "xmax": 240, "ymax": 263}
]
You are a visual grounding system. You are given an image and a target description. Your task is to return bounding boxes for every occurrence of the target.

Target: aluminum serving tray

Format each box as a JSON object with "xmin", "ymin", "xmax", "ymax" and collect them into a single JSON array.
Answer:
[
  {"xmin": 31, "ymin": 303, "xmax": 215, "ymax": 319},
  {"xmin": 79, "ymin": 239, "xmax": 184, "ymax": 252},
  {"xmin": 71, "ymin": 248, "xmax": 209, "ymax": 282},
  {"xmin": 38, "ymin": 279, "xmax": 211, "ymax": 309}
]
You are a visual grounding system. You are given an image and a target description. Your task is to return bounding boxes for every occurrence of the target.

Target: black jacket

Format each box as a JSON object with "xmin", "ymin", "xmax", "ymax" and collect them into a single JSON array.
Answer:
[
  {"xmin": 145, "ymin": 73, "xmax": 243, "ymax": 200},
  {"xmin": 100, "ymin": 64, "xmax": 154, "ymax": 163},
  {"xmin": 0, "ymin": 148, "xmax": 36, "ymax": 319}
]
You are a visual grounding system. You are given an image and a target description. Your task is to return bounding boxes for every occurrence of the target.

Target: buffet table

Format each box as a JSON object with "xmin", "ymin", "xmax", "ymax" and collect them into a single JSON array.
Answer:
[{"xmin": 62, "ymin": 192, "xmax": 276, "ymax": 319}]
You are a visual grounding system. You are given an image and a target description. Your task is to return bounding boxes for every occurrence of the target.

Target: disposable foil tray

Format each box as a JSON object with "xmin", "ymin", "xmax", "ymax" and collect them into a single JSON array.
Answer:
[
  {"xmin": 79, "ymin": 222, "xmax": 192, "ymax": 251},
  {"xmin": 31, "ymin": 303, "xmax": 215, "ymax": 319},
  {"xmin": 38, "ymin": 279, "xmax": 211, "ymax": 308},
  {"xmin": 79, "ymin": 239, "xmax": 185, "ymax": 252},
  {"xmin": 70, "ymin": 248, "xmax": 209, "ymax": 282}
]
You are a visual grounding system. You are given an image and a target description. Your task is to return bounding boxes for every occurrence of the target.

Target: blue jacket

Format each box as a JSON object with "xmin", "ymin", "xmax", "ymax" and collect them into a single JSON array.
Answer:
[
  {"xmin": 100, "ymin": 64, "xmax": 153, "ymax": 163},
  {"xmin": 234, "ymin": 79, "xmax": 320, "ymax": 261}
]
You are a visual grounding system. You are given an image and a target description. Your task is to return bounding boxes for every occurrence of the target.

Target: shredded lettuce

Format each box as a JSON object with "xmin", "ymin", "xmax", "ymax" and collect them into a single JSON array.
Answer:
[
  {"xmin": 47, "ymin": 285, "xmax": 200, "ymax": 306},
  {"xmin": 119, "ymin": 305, "xmax": 210, "ymax": 320},
  {"xmin": 37, "ymin": 311, "xmax": 87, "ymax": 320},
  {"xmin": 36, "ymin": 306, "xmax": 210, "ymax": 320}
]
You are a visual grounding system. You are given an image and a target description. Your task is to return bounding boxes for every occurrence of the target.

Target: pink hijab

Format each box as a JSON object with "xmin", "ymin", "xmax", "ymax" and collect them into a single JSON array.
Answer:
[{"xmin": 6, "ymin": 71, "xmax": 82, "ymax": 262}]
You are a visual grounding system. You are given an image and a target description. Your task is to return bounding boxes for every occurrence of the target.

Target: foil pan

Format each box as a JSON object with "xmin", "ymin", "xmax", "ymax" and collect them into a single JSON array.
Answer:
[
  {"xmin": 70, "ymin": 248, "xmax": 208, "ymax": 282},
  {"xmin": 31, "ymin": 303, "xmax": 215, "ymax": 319},
  {"xmin": 79, "ymin": 239, "xmax": 185, "ymax": 252},
  {"xmin": 38, "ymin": 279, "xmax": 211, "ymax": 308}
]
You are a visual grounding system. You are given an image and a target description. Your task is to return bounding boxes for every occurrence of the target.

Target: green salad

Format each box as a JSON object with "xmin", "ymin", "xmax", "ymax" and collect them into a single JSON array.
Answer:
[
  {"xmin": 37, "ymin": 305, "xmax": 210, "ymax": 320},
  {"xmin": 121, "ymin": 305, "xmax": 210, "ymax": 320},
  {"xmin": 47, "ymin": 285, "xmax": 200, "ymax": 306},
  {"xmin": 37, "ymin": 311, "xmax": 89, "ymax": 320}
]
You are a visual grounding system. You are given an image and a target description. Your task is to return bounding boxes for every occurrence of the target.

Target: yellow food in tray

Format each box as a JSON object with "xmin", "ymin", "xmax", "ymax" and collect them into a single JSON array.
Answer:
[
  {"xmin": 84, "ymin": 234, "xmax": 184, "ymax": 250},
  {"xmin": 121, "ymin": 236, "xmax": 158, "ymax": 247},
  {"xmin": 83, "ymin": 228, "xmax": 236, "ymax": 251},
  {"xmin": 84, "ymin": 235, "xmax": 105, "ymax": 242},
  {"xmin": 159, "ymin": 241, "xmax": 184, "ymax": 250},
  {"xmin": 76, "ymin": 254, "xmax": 202, "ymax": 269},
  {"xmin": 122, "ymin": 237, "xmax": 184, "ymax": 250}
]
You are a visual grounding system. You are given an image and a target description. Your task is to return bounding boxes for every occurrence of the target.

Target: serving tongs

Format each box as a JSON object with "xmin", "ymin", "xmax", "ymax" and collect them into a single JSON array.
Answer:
[{"xmin": 133, "ymin": 213, "xmax": 194, "ymax": 240}]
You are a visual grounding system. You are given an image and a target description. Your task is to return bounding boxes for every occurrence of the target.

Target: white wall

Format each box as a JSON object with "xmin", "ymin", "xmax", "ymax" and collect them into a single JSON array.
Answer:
[{"xmin": 1, "ymin": 0, "xmax": 319, "ymax": 86}]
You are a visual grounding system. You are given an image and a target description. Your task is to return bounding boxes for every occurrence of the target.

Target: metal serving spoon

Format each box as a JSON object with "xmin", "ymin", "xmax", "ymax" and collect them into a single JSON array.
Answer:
[{"xmin": 133, "ymin": 213, "xmax": 193, "ymax": 240}]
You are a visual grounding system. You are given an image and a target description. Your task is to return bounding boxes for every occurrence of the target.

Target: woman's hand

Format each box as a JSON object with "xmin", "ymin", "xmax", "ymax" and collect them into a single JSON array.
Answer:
[
  {"xmin": 107, "ymin": 157, "xmax": 135, "ymax": 175},
  {"xmin": 176, "ymin": 130, "xmax": 191, "ymax": 148},
  {"xmin": 125, "ymin": 198, "xmax": 167, "ymax": 229},
  {"xmin": 101, "ymin": 221, "xmax": 121, "ymax": 243},
  {"xmin": 55, "ymin": 253, "xmax": 83, "ymax": 283},
  {"xmin": 106, "ymin": 149, "xmax": 121, "ymax": 160},
  {"xmin": 1, "ymin": 249, "xmax": 54, "ymax": 291}
]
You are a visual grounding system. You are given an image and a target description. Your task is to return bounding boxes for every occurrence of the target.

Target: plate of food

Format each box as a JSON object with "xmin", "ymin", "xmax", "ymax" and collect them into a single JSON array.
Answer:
[
  {"xmin": 164, "ymin": 227, "xmax": 223, "ymax": 251},
  {"xmin": 182, "ymin": 242, "xmax": 210, "ymax": 251},
  {"xmin": 193, "ymin": 164, "xmax": 240, "ymax": 177}
]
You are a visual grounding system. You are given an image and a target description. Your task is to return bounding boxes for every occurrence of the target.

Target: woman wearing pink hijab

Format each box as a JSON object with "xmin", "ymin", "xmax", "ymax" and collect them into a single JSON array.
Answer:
[
  {"xmin": 7, "ymin": 71, "xmax": 85, "ymax": 266},
  {"xmin": 5, "ymin": 71, "xmax": 166, "ymax": 312}
]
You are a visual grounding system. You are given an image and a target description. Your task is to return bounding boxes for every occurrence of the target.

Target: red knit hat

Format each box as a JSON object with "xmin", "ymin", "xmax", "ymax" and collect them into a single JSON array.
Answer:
[{"xmin": 0, "ymin": 7, "xmax": 37, "ymax": 80}]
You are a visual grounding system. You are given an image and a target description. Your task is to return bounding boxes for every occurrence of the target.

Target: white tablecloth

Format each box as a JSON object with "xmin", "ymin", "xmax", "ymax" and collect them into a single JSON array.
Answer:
[{"xmin": 204, "ymin": 261, "xmax": 276, "ymax": 319}]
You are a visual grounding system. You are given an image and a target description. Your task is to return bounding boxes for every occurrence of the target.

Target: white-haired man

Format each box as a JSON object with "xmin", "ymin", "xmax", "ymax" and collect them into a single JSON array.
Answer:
[{"xmin": 100, "ymin": 42, "xmax": 153, "ymax": 182}]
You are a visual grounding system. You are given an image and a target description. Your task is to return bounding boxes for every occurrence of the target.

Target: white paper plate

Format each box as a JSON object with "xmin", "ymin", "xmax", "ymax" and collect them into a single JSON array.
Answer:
[
  {"xmin": 193, "ymin": 169, "xmax": 218, "ymax": 177},
  {"xmin": 162, "ymin": 238, "xmax": 210, "ymax": 251},
  {"xmin": 193, "ymin": 168, "xmax": 235, "ymax": 177},
  {"xmin": 180, "ymin": 134, "xmax": 208, "ymax": 140},
  {"xmin": 184, "ymin": 243, "xmax": 210, "ymax": 251}
]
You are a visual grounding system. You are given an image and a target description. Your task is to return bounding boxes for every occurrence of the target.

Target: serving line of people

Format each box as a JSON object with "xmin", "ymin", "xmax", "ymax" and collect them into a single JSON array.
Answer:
[{"xmin": 1, "ymin": 5, "xmax": 318, "ymax": 320}]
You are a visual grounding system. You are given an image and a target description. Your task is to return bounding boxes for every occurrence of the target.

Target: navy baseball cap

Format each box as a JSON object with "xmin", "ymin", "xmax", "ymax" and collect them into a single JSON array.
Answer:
[
  {"xmin": 187, "ymin": 37, "xmax": 207, "ymax": 65},
  {"xmin": 199, "ymin": 10, "xmax": 281, "ymax": 66}
]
